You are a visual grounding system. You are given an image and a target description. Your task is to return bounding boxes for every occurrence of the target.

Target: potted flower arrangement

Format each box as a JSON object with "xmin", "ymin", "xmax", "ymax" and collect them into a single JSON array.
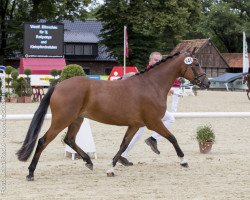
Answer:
[{"xmin": 196, "ymin": 124, "xmax": 215, "ymax": 154}]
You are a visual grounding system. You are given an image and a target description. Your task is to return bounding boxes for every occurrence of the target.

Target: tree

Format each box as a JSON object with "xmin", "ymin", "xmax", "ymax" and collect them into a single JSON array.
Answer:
[
  {"xmin": 97, "ymin": 0, "xmax": 202, "ymax": 69},
  {"xmin": 198, "ymin": 0, "xmax": 250, "ymax": 52}
]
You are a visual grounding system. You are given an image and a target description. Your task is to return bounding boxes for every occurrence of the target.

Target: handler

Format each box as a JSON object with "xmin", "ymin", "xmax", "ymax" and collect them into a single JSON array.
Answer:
[{"xmin": 118, "ymin": 52, "xmax": 181, "ymax": 166}]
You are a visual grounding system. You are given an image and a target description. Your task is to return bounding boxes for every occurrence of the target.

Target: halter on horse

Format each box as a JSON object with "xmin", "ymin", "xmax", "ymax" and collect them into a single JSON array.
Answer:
[{"xmin": 17, "ymin": 50, "xmax": 210, "ymax": 180}]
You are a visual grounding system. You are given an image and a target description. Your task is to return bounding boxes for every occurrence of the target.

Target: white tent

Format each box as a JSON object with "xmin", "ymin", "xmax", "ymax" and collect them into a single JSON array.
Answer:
[{"xmin": 65, "ymin": 118, "xmax": 97, "ymax": 160}]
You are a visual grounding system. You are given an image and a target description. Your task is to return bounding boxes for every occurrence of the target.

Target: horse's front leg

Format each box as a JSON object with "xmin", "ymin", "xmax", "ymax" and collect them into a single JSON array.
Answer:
[
  {"xmin": 106, "ymin": 126, "xmax": 139, "ymax": 177},
  {"xmin": 147, "ymin": 120, "xmax": 188, "ymax": 168}
]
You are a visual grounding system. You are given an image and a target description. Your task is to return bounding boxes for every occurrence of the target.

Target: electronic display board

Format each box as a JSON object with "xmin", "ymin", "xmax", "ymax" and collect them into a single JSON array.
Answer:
[{"xmin": 24, "ymin": 22, "xmax": 64, "ymax": 58}]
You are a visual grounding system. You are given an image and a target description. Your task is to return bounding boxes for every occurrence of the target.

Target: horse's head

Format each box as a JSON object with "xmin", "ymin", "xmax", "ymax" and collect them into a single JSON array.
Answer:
[{"xmin": 180, "ymin": 50, "xmax": 210, "ymax": 89}]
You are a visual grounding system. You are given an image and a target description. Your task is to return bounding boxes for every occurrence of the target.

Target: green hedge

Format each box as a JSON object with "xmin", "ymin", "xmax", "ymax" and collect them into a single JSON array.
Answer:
[{"xmin": 60, "ymin": 64, "xmax": 86, "ymax": 81}]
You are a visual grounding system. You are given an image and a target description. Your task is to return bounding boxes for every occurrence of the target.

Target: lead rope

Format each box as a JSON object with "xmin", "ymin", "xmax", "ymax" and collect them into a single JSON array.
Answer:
[{"xmin": 0, "ymin": 66, "xmax": 6, "ymax": 194}]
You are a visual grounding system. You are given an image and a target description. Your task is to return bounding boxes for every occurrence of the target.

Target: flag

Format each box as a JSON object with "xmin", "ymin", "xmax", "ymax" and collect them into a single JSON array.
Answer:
[
  {"xmin": 243, "ymin": 32, "xmax": 249, "ymax": 73},
  {"xmin": 124, "ymin": 26, "xmax": 128, "ymax": 58},
  {"xmin": 123, "ymin": 26, "xmax": 128, "ymax": 75}
]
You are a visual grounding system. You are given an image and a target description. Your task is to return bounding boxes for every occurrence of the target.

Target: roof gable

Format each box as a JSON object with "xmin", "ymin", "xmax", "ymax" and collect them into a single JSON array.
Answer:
[
  {"xmin": 171, "ymin": 39, "xmax": 209, "ymax": 54},
  {"xmin": 171, "ymin": 38, "xmax": 229, "ymax": 68}
]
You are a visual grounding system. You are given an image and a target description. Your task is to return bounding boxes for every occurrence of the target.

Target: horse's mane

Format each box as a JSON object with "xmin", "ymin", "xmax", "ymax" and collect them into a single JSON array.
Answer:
[{"xmin": 135, "ymin": 51, "xmax": 181, "ymax": 76}]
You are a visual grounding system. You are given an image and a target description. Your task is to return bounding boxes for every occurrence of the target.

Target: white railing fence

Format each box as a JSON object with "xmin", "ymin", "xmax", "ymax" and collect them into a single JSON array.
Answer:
[{"xmin": 2, "ymin": 112, "xmax": 250, "ymax": 121}]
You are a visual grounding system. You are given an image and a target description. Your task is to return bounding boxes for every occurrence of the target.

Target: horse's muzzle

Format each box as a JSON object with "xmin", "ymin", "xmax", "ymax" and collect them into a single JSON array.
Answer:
[{"xmin": 200, "ymin": 80, "xmax": 210, "ymax": 89}]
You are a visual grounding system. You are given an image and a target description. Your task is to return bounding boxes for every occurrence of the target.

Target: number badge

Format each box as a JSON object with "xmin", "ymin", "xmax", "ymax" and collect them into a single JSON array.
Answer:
[{"xmin": 184, "ymin": 57, "xmax": 193, "ymax": 65}]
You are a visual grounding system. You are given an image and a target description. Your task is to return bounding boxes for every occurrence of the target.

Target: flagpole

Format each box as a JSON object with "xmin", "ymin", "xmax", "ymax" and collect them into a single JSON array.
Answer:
[
  {"xmin": 123, "ymin": 26, "xmax": 126, "ymax": 75},
  {"xmin": 243, "ymin": 32, "xmax": 249, "ymax": 73}
]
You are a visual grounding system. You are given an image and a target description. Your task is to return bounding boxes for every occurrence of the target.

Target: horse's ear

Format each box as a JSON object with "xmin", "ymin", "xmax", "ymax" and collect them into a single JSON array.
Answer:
[
  {"xmin": 190, "ymin": 47, "xmax": 197, "ymax": 56},
  {"xmin": 184, "ymin": 47, "xmax": 196, "ymax": 55}
]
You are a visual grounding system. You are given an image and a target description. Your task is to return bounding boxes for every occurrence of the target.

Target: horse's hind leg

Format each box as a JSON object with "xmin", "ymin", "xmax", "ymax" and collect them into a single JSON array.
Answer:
[
  {"xmin": 247, "ymin": 90, "xmax": 250, "ymax": 100},
  {"xmin": 26, "ymin": 126, "xmax": 64, "ymax": 181},
  {"xmin": 148, "ymin": 121, "xmax": 188, "ymax": 167},
  {"xmin": 107, "ymin": 126, "xmax": 139, "ymax": 176},
  {"xmin": 64, "ymin": 117, "xmax": 93, "ymax": 170}
]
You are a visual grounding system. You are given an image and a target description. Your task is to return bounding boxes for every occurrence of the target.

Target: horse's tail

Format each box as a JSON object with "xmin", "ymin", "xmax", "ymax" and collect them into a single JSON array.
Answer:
[{"xmin": 16, "ymin": 87, "xmax": 55, "ymax": 161}]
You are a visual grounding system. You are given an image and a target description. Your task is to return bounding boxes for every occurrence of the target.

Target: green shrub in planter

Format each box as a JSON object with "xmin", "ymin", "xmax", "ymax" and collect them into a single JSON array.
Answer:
[
  {"xmin": 49, "ymin": 69, "xmax": 60, "ymax": 86},
  {"xmin": 49, "ymin": 79, "xmax": 59, "ymax": 87},
  {"xmin": 5, "ymin": 66, "xmax": 15, "ymax": 75},
  {"xmin": 9, "ymin": 69, "xmax": 19, "ymax": 97},
  {"xmin": 5, "ymin": 66, "xmax": 16, "ymax": 97},
  {"xmin": 24, "ymin": 68, "xmax": 32, "ymax": 77},
  {"xmin": 24, "ymin": 68, "xmax": 32, "ymax": 88},
  {"xmin": 60, "ymin": 64, "xmax": 86, "ymax": 81},
  {"xmin": 11, "ymin": 70, "xmax": 19, "ymax": 80},
  {"xmin": 57, "ymin": 70, "xmax": 62, "ymax": 76},
  {"xmin": 12, "ymin": 77, "xmax": 32, "ymax": 97},
  {"xmin": 196, "ymin": 124, "xmax": 215, "ymax": 144},
  {"xmin": 50, "ymin": 69, "xmax": 58, "ymax": 78}
]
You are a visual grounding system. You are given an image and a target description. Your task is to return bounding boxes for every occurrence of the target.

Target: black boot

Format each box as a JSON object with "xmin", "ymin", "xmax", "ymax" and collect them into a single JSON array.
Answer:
[
  {"xmin": 118, "ymin": 156, "xmax": 133, "ymax": 166},
  {"xmin": 145, "ymin": 137, "xmax": 160, "ymax": 154}
]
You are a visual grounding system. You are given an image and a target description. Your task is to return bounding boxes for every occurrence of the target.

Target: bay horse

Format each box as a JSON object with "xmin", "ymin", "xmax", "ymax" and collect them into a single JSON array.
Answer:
[
  {"xmin": 243, "ymin": 74, "xmax": 250, "ymax": 100},
  {"xmin": 16, "ymin": 50, "xmax": 210, "ymax": 180}
]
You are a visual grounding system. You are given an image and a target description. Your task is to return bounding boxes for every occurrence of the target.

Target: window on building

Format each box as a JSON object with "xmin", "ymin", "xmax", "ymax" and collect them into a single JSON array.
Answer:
[
  {"xmin": 65, "ymin": 45, "xmax": 74, "ymax": 55},
  {"xmin": 84, "ymin": 45, "xmax": 92, "ymax": 55},
  {"xmin": 64, "ymin": 44, "xmax": 96, "ymax": 56},
  {"xmin": 75, "ymin": 45, "xmax": 83, "ymax": 55}
]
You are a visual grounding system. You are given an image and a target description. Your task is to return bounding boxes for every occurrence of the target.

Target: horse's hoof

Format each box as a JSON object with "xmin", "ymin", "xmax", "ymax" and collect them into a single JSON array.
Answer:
[
  {"xmin": 26, "ymin": 175, "xmax": 34, "ymax": 181},
  {"xmin": 106, "ymin": 169, "xmax": 115, "ymax": 177},
  {"xmin": 85, "ymin": 163, "xmax": 93, "ymax": 171},
  {"xmin": 107, "ymin": 172, "xmax": 115, "ymax": 177},
  {"xmin": 180, "ymin": 162, "xmax": 189, "ymax": 168}
]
